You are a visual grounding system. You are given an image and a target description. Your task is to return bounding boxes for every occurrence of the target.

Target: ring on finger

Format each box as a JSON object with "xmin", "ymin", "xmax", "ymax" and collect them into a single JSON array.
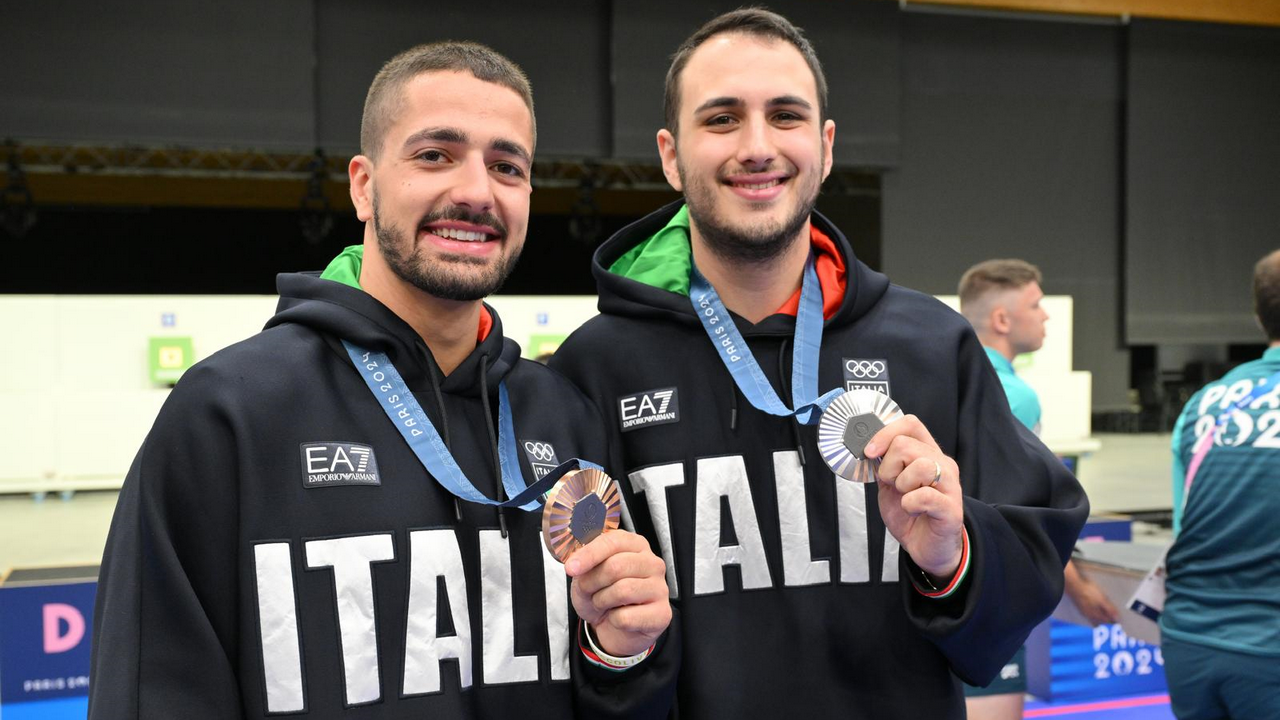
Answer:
[{"xmin": 929, "ymin": 460, "xmax": 942, "ymax": 487}]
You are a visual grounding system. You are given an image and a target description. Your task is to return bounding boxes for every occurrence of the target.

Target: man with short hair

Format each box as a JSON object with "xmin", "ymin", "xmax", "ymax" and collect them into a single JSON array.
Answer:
[
  {"xmin": 89, "ymin": 42, "xmax": 676, "ymax": 719},
  {"xmin": 958, "ymin": 259, "xmax": 1118, "ymax": 719},
  {"xmin": 1162, "ymin": 248, "xmax": 1280, "ymax": 720},
  {"xmin": 959, "ymin": 259, "xmax": 1050, "ymax": 434},
  {"xmin": 551, "ymin": 9, "xmax": 1088, "ymax": 719}
]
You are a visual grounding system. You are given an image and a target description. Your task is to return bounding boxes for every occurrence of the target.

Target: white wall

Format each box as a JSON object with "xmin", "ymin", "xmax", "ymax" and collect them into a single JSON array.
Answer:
[
  {"xmin": 0, "ymin": 294, "xmax": 595, "ymax": 492},
  {"xmin": 1, "ymin": 293, "xmax": 1092, "ymax": 491}
]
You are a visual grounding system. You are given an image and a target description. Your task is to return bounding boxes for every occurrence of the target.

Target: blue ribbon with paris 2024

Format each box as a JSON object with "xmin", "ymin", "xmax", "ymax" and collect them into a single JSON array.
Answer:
[
  {"xmin": 343, "ymin": 340, "xmax": 599, "ymax": 511},
  {"xmin": 689, "ymin": 253, "xmax": 843, "ymax": 424}
]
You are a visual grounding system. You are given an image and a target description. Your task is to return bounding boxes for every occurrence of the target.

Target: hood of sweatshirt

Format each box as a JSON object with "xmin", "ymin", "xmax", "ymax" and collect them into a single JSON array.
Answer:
[
  {"xmin": 265, "ymin": 245, "xmax": 521, "ymax": 400},
  {"xmin": 591, "ymin": 200, "xmax": 891, "ymax": 335},
  {"xmin": 264, "ymin": 246, "xmax": 530, "ymax": 529}
]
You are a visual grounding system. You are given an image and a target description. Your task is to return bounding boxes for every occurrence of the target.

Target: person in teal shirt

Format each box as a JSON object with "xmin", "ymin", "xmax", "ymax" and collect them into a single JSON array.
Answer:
[
  {"xmin": 958, "ymin": 259, "xmax": 1119, "ymax": 720},
  {"xmin": 960, "ymin": 259, "xmax": 1048, "ymax": 434},
  {"xmin": 1162, "ymin": 249, "xmax": 1280, "ymax": 720}
]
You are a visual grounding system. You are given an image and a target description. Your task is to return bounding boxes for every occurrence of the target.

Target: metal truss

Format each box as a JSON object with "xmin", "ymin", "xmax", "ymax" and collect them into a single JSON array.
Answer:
[
  {"xmin": 3, "ymin": 142, "xmax": 878, "ymax": 196},
  {"xmin": 5, "ymin": 142, "xmax": 345, "ymax": 181}
]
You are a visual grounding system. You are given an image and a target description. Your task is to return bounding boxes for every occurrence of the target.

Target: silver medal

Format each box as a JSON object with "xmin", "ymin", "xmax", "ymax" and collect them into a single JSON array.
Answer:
[{"xmin": 817, "ymin": 388, "xmax": 905, "ymax": 482}]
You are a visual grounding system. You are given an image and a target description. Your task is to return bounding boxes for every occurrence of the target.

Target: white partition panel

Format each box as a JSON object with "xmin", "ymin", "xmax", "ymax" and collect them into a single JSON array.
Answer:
[
  {"xmin": 0, "ymin": 393, "xmax": 57, "ymax": 483},
  {"xmin": 0, "ymin": 292, "xmax": 1094, "ymax": 492},
  {"xmin": 935, "ymin": 295, "xmax": 1095, "ymax": 456},
  {"xmin": 1, "ymin": 295, "xmax": 276, "ymax": 492},
  {"xmin": 1, "ymin": 297, "xmax": 59, "ymax": 392},
  {"xmin": 0, "ymin": 293, "xmax": 596, "ymax": 493}
]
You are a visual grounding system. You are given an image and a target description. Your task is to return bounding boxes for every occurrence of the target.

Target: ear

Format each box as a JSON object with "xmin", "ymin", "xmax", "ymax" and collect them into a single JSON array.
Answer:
[
  {"xmin": 821, "ymin": 118, "xmax": 836, "ymax": 181},
  {"xmin": 349, "ymin": 155, "xmax": 375, "ymax": 223},
  {"xmin": 990, "ymin": 305, "xmax": 1011, "ymax": 335},
  {"xmin": 656, "ymin": 129, "xmax": 683, "ymax": 192}
]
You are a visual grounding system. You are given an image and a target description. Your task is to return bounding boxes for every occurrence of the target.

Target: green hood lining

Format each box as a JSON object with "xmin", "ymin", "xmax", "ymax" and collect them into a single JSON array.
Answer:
[
  {"xmin": 607, "ymin": 205, "xmax": 694, "ymax": 296},
  {"xmin": 321, "ymin": 245, "xmax": 364, "ymax": 289}
]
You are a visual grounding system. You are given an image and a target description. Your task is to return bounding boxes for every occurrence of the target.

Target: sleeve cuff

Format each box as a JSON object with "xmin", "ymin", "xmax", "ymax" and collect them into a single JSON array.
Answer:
[
  {"xmin": 908, "ymin": 527, "xmax": 971, "ymax": 600},
  {"xmin": 578, "ymin": 621, "xmax": 655, "ymax": 672}
]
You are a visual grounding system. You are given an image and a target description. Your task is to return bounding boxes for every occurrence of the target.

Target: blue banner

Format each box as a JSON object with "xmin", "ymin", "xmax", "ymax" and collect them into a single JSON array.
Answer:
[
  {"xmin": 1026, "ymin": 619, "xmax": 1168, "ymax": 701},
  {"xmin": 0, "ymin": 581, "xmax": 96, "ymax": 704}
]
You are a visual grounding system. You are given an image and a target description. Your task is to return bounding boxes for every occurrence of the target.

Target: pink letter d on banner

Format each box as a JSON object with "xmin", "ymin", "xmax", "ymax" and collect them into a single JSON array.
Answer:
[{"xmin": 43, "ymin": 602, "xmax": 86, "ymax": 654}]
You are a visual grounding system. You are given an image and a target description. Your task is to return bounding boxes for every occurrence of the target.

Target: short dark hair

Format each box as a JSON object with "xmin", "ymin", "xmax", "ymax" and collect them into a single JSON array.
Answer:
[
  {"xmin": 958, "ymin": 259, "xmax": 1043, "ymax": 311},
  {"xmin": 361, "ymin": 41, "xmax": 535, "ymax": 160},
  {"xmin": 663, "ymin": 7, "xmax": 828, "ymax": 136},
  {"xmin": 1254, "ymin": 249, "xmax": 1280, "ymax": 340}
]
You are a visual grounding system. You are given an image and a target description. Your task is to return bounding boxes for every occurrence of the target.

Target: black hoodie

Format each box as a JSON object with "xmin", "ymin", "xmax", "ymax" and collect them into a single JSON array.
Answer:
[
  {"xmin": 550, "ymin": 202, "xmax": 1089, "ymax": 720},
  {"xmin": 89, "ymin": 272, "xmax": 678, "ymax": 719}
]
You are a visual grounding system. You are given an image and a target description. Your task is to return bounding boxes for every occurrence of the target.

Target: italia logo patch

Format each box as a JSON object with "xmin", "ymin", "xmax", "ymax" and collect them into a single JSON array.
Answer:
[
  {"xmin": 618, "ymin": 387, "xmax": 679, "ymax": 432},
  {"xmin": 300, "ymin": 442, "xmax": 381, "ymax": 488},
  {"xmin": 842, "ymin": 358, "xmax": 891, "ymax": 396},
  {"xmin": 520, "ymin": 440, "xmax": 561, "ymax": 480}
]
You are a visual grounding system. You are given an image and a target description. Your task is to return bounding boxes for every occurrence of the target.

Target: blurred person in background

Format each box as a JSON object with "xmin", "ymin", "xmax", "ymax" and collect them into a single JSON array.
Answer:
[
  {"xmin": 1162, "ymin": 248, "xmax": 1280, "ymax": 720},
  {"xmin": 960, "ymin": 258, "xmax": 1119, "ymax": 720}
]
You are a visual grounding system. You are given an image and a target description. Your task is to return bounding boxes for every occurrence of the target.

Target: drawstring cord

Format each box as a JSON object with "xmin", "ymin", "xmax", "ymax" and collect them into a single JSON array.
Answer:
[
  {"xmin": 479, "ymin": 354, "xmax": 509, "ymax": 539},
  {"xmin": 777, "ymin": 336, "xmax": 807, "ymax": 466},
  {"xmin": 729, "ymin": 380, "xmax": 739, "ymax": 431},
  {"xmin": 426, "ymin": 354, "xmax": 464, "ymax": 523}
]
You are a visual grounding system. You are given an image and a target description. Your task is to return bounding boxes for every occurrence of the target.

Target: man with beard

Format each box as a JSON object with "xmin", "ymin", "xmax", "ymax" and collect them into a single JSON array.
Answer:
[
  {"xmin": 89, "ymin": 42, "xmax": 675, "ymax": 719},
  {"xmin": 550, "ymin": 9, "xmax": 1087, "ymax": 719}
]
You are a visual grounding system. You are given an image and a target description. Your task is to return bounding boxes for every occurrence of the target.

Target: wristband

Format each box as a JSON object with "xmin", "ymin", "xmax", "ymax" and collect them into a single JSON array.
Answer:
[
  {"xmin": 579, "ymin": 621, "xmax": 654, "ymax": 672},
  {"xmin": 911, "ymin": 527, "xmax": 970, "ymax": 600}
]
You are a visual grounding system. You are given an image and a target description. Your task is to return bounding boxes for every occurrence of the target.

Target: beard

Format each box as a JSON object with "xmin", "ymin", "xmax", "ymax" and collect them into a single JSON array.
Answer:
[
  {"xmin": 678, "ymin": 156, "xmax": 821, "ymax": 265},
  {"xmin": 372, "ymin": 195, "xmax": 520, "ymax": 302}
]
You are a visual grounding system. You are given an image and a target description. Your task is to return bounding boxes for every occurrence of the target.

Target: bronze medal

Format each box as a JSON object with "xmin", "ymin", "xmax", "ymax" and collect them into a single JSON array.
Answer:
[
  {"xmin": 542, "ymin": 467, "xmax": 621, "ymax": 563},
  {"xmin": 817, "ymin": 388, "xmax": 905, "ymax": 482}
]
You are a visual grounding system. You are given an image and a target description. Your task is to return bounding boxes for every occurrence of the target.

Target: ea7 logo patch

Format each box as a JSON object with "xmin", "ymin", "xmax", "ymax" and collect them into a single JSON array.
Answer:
[
  {"xmin": 842, "ymin": 358, "xmax": 891, "ymax": 396},
  {"xmin": 618, "ymin": 387, "xmax": 679, "ymax": 432},
  {"xmin": 520, "ymin": 440, "xmax": 561, "ymax": 480},
  {"xmin": 300, "ymin": 442, "xmax": 381, "ymax": 488}
]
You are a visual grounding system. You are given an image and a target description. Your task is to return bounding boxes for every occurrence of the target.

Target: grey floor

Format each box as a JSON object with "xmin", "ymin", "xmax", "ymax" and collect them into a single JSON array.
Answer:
[
  {"xmin": 1076, "ymin": 433, "xmax": 1174, "ymax": 513},
  {"xmin": 0, "ymin": 433, "xmax": 1175, "ymax": 575}
]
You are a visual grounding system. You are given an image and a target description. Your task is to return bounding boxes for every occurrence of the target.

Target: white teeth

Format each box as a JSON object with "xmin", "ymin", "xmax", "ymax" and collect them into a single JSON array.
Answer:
[
  {"xmin": 431, "ymin": 227, "xmax": 489, "ymax": 242},
  {"xmin": 738, "ymin": 180, "xmax": 780, "ymax": 190}
]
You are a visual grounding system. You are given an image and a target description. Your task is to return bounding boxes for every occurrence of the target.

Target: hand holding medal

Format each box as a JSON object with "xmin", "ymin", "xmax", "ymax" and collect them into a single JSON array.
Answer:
[
  {"xmin": 688, "ymin": 258, "xmax": 963, "ymax": 586},
  {"xmin": 818, "ymin": 389, "xmax": 964, "ymax": 582},
  {"xmin": 543, "ymin": 467, "xmax": 671, "ymax": 659}
]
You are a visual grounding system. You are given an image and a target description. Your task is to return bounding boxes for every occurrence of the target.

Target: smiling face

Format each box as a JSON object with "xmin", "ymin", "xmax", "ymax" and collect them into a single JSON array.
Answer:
[
  {"xmin": 657, "ymin": 33, "xmax": 834, "ymax": 264},
  {"xmin": 351, "ymin": 70, "xmax": 533, "ymax": 301}
]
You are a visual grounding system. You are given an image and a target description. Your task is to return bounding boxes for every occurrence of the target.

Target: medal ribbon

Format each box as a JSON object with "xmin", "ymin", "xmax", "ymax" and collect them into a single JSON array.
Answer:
[
  {"xmin": 689, "ymin": 254, "xmax": 843, "ymax": 425},
  {"xmin": 343, "ymin": 341, "xmax": 600, "ymax": 511}
]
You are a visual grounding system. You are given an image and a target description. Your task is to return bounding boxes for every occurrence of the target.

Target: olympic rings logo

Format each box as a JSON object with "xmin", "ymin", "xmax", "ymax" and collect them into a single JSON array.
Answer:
[
  {"xmin": 844, "ymin": 360, "xmax": 886, "ymax": 378},
  {"xmin": 523, "ymin": 441, "xmax": 556, "ymax": 461}
]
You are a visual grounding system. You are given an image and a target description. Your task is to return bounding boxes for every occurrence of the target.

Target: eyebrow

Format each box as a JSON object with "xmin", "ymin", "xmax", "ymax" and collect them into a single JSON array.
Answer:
[
  {"xmin": 402, "ymin": 127, "xmax": 469, "ymax": 149},
  {"xmin": 490, "ymin": 138, "xmax": 532, "ymax": 166},
  {"xmin": 767, "ymin": 95, "xmax": 813, "ymax": 111},
  {"xmin": 692, "ymin": 95, "xmax": 814, "ymax": 115},
  {"xmin": 693, "ymin": 96, "xmax": 742, "ymax": 115},
  {"xmin": 402, "ymin": 126, "xmax": 531, "ymax": 166}
]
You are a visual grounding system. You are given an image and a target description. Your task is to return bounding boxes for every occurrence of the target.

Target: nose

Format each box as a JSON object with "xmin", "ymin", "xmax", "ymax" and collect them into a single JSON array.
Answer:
[
  {"xmin": 448, "ymin": 153, "xmax": 495, "ymax": 213},
  {"xmin": 735, "ymin": 115, "xmax": 776, "ymax": 169}
]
